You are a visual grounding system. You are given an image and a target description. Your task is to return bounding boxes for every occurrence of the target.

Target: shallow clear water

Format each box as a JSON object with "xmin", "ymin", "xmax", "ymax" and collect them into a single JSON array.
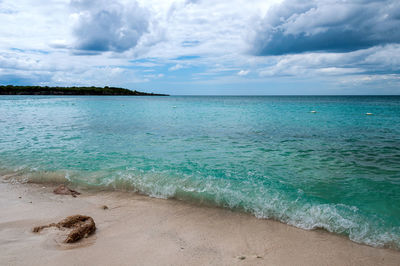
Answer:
[{"xmin": 1, "ymin": 95, "xmax": 400, "ymax": 248}]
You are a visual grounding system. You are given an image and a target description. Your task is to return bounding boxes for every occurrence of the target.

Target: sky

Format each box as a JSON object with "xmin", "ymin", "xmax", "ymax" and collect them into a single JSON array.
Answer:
[{"xmin": 0, "ymin": 0, "xmax": 400, "ymax": 95}]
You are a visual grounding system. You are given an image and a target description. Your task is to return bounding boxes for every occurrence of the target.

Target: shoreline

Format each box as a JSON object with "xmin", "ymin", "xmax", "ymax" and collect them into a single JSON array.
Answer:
[
  {"xmin": 1, "ymin": 179, "xmax": 400, "ymax": 265},
  {"xmin": 0, "ymin": 85, "xmax": 169, "ymax": 96}
]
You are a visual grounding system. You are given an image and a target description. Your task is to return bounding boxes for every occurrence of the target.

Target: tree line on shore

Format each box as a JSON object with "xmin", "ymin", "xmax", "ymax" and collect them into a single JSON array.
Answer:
[{"xmin": 0, "ymin": 85, "xmax": 168, "ymax": 96}]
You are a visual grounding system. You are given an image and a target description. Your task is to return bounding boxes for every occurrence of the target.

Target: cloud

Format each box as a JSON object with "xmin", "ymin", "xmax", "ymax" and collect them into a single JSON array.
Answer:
[
  {"xmin": 169, "ymin": 64, "xmax": 184, "ymax": 71},
  {"xmin": 49, "ymin": 39, "xmax": 68, "ymax": 49},
  {"xmin": 237, "ymin": 69, "xmax": 249, "ymax": 76},
  {"xmin": 257, "ymin": 44, "xmax": 400, "ymax": 77},
  {"xmin": 143, "ymin": 73, "xmax": 164, "ymax": 79},
  {"xmin": 71, "ymin": 0, "xmax": 149, "ymax": 53},
  {"xmin": 1, "ymin": 0, "xmax": 400, "ymax": 94},
  {"xmin": 253, "ymin": 0, "xmax": 400, "ymax": 55}
]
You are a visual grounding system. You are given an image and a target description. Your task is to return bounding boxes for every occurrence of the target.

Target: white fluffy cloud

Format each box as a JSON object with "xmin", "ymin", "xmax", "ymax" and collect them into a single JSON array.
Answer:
[
  {"xmin": 238, "ymin": 70, "xmax": 249, "ymax": 76},
  {"xmin": 70, "ymin": 0, "xmax": 149, "ymax": 52}
]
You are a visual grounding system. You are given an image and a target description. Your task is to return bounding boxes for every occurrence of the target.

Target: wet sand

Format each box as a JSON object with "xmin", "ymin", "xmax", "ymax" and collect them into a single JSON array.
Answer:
[{"xmin": 1, "ymin": 180, "xmax": 399, "ymax": 266}]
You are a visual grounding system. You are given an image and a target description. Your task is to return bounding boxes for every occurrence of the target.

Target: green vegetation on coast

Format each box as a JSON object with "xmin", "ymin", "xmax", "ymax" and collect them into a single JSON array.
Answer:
[{"xmin": 0, "ymin": 85, "xmax": 169, "ymax": 96}]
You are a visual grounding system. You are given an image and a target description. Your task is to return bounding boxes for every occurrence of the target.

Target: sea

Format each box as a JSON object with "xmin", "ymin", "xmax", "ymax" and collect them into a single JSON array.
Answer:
[{"xmin": 1, "ymin": 95, "xmax": 399, "ymax": 248}]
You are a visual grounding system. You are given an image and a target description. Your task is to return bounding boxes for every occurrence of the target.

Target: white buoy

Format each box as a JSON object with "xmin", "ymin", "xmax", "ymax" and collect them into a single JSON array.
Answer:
[
  {"xmin": 172, "ymin": 106, "xmax": 177, "ymax": 108},
  {"xmin": 366, "ymin": 113, "xmax": 373, "ymax": 115},
  {"xmin": 310, "ymin": 110, "xmax": 317, "ymax": 113}
]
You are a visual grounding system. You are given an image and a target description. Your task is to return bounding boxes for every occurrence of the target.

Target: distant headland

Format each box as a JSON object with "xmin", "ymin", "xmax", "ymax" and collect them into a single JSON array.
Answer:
[{"xmin": 0, "ymin": 85, "xmax": 169, "ymax": 96}]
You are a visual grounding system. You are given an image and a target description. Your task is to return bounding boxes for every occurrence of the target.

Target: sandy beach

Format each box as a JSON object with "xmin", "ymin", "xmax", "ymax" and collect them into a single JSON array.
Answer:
[{"xmin": 0, "ymin": 179, "xmax": 399, "ymax": 266}]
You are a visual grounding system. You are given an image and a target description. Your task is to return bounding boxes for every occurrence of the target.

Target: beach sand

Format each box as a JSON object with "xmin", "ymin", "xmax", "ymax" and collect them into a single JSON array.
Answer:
[{"xmin": 1, "ymin": 180, "xmax": 399, "ymax": 266}]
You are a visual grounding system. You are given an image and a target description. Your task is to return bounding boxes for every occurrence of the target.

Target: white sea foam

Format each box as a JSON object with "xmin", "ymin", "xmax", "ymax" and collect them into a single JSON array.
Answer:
[{"xmin": 3, "ymin": 167, "xmax": 400, "ymax": 250}]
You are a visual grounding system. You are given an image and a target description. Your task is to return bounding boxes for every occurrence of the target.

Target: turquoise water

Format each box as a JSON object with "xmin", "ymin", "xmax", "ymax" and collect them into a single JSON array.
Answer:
[{"xmin": 1, "ymin": 95, "xmax": 400, "ymax": 248}]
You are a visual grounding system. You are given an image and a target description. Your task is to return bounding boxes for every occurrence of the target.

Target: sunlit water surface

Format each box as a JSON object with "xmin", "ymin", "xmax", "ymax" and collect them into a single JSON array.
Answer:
[{"xmin": 1, "ymin": 95, "xmax": 400, "ymax": 248}]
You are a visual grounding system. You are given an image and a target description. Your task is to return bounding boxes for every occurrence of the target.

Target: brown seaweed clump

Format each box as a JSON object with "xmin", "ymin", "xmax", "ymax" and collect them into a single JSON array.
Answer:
[
  {"xmin": 53, "ymin": 184, "xmax": 81, "ymax": 197},
  {"xmin": 33, "ymin": 215, "xmax": 96, "ymax": 243}
]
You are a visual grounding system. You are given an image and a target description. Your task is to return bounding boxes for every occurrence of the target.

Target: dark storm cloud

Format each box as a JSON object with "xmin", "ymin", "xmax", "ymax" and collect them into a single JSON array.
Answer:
[
  {"xmin": 71, "ymin": 0, "xmax": 149, "ymax": 53},
  {"xmin": 253, "ymin": 0, "xmax": 400, "ymax": 55}
]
